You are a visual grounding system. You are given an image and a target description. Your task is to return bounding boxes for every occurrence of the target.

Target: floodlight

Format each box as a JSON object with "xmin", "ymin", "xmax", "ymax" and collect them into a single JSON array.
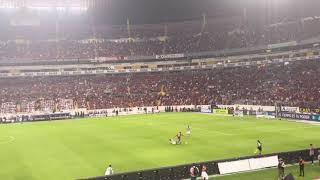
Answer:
[{"xmin": 0, "ymin": 0, "xmax": 88, "ymax": 12}]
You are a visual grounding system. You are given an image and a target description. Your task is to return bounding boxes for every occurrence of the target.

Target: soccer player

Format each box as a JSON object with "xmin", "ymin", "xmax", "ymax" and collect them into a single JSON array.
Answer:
[
  {"xmin": 186, "ymin": 125, "xmax": 191, "ymax": 136},
  {"xmin": 257, "ymin": 140, "xmax": 262, "ymax": 155},
  {"xmin": 176, "ymin": 132, "xmax": 184, "ymax": 144},
  {"xmin": 169, "ymin": 139, "xmax": 177, "ymax": 145}
]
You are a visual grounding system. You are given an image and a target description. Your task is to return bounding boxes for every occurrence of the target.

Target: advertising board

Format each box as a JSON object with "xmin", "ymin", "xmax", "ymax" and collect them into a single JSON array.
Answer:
[{"xmin": 213, "ymin": 109, "xmax": 228, "ymax": 115}]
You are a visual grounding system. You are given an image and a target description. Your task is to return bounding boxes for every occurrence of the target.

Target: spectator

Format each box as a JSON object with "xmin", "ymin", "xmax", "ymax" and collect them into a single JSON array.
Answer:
[
  {"xmin": 1, "ymin": 15, "xmax": 320, "ymax": 59},
  {"xmin": 190, "ymin": 163, "xmax": 199, "ymax": 180},
  {"xmin": 278, "ymin": 158, "xmax": 285, "ymax": 180},
  {"xmin": 310, "ymin": 144, "xmax": 315, "ymax": 165},
  {"xmin": 104, "ymin": 164, "xmax": 113, "ymax": 176},
  {"xmin": 318, "ymin": 150, "xmax": 320, "ymax": 166},
  {"xmin": 298, "ymin": 157, "xmax": 305, "ymax": 177},
  {"xmin": 201, "ymin": 165, "xmax": 209, "ymax": 180},
  {"xmin": 0, "ymin": 59, "xmax": 319, "ymax": 112}
]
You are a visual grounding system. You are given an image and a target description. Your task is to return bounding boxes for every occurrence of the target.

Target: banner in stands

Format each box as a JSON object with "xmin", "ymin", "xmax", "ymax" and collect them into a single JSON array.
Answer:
[
  {"xmin": 218, "ymin": 155, "xmax": 278, "ymax": 175},
  {"xmin": 299, "ymin": 107, "xmax": 320, "ymax": 114},
  {"xmin": 281, "ymin": 106, "xmax": 299, "ymax": 113},
  {"xmin": 267, "ymin": 41, "xmax": 297, "ymax": 49},
  {"xmin": 269, "ymin": 112, "xmax": 320, "ymax": 121},
  {"xmin": 266, "ymin": 111, "xmax": 276, "ymax": 116},
  {"xmin": 200, "ymin": 105, "xmax": 212, "ymax": 113},
  {"xmin": 213, "ymin": 109, "xmax": 228, "ymax": 115},
  {"xmin": 265, "ymin": 111, "xmax": 320, "ymax": 121},
  {"xmin": 311, "ymin": 115, "xmax": 320, "ymax": 121},
  {"xmin": 94, "ymin": 57, "xmax": 127, "ymax": 62},
  {"xmin": 281, "ymin": 113, "xmax": 311, "ymax": 120},
  {"xmin": 257, "ymin": 112, "xmax": 276, "ymax": 119},
  {"xmin": 217, "ymin": 104, "xmax": 275, "ymax": 112},
  {"xmin": 155, "ymin": 53, "xmax": 184, "ymax": 59}
]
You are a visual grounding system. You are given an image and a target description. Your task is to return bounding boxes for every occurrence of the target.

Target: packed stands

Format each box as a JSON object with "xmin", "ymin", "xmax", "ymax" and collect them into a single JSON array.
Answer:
[
  {"xmin": 0, "ymin": 59, "xmax": 319, "ymax": 114},
  {"xmin": 1, "ymin": 16, "xmax": 320, "ymax": 60}
]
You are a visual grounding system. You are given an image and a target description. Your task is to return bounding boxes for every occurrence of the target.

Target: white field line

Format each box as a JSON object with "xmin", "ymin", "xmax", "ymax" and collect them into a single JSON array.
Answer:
[
  {"xmin": 287, "ymin": 119, "xmax": 320, "ymax": 126},
  {"xmin": 0, "ymin": 136, "xmax": 15, "ymax": 144}
]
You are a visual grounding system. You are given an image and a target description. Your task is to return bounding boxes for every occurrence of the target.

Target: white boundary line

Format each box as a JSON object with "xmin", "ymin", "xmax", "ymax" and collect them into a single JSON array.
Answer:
[{"xmin": 0, "ymin": 136, "xmax": 15, "ymax": 144}]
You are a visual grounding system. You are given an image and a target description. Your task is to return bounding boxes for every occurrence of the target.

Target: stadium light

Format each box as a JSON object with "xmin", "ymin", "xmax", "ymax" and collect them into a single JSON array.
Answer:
[
  {"xmin": 0, "ymin": 5, "xmax": 15, "ymax": 9},
  {"xmin": 0, "ymin": 0, "xmax": 88, "ymax": 12}
]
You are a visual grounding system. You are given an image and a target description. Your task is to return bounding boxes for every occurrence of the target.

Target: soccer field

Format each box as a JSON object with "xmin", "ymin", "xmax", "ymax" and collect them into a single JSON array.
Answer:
[{"xmin": 0, "ymin": 113, "xmax": 319, "ymax": 180}]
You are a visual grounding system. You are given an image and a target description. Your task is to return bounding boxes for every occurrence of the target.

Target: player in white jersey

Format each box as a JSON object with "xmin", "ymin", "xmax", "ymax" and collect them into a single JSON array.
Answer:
[
  {"xmin": 169, "ymin": 139, "xmax": 177, "ymax": 145},
  {"xmin": 105, "ymin": 164, "xmax": 113, "ymax": 176},
  {"xmin": 186, "ymin": 125, "xmax": 191, "ymax": 136}
]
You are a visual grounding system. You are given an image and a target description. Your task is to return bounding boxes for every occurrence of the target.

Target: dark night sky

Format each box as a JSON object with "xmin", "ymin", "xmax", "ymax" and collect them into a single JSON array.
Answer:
[
  {"xmin": 90, "ymin": 0, "xmax": 320, "ymax": 25},
  {"xmin": 91, "ymin": 0, "xmax": 244, "ymax": 24}
]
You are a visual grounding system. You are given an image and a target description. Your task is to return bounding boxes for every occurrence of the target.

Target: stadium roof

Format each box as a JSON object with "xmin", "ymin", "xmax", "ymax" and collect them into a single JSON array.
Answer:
[{"xmin": 90, "ymin": 0, "xmax": 320, "ymax": 25}]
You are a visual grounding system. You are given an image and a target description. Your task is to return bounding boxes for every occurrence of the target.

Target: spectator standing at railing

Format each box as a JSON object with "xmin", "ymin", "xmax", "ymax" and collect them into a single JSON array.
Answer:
[
  {"xmin": 318, "ymin": 150, "xmax": 320, "ymax": 166},
  {"xmin": 298, "ymin": 157, "xmax": 305, "ymax": 177},
  {"xmin": 190, "ymin": 163, "xmax": 199, "ymax": 180},
  {"xmin": 309, "ymin": 144, "xmax": 315, "ymax": 165},
  {"xmin": 277, "ymin": 158, "xmax": 285, "ymax": 180},
  {"xmin": 201, "ymin": 165, "xmax": 209, "ymax": 180}
]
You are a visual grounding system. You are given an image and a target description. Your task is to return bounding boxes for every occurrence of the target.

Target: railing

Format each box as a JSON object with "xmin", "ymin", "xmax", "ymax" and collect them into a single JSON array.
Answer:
[
  {"xmin": 80, "ymin": 148, "xmax": 319, "ymax": 180},
  {"xmin": 1, "ymin": 38, "xmax": 319, "ymax": 66}
]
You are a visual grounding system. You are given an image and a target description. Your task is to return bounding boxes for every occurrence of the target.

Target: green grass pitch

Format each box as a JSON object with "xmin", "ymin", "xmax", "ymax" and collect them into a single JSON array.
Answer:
[{"xmin": 0, "ymin": 113, "xmax": 319, "ymax": 180}]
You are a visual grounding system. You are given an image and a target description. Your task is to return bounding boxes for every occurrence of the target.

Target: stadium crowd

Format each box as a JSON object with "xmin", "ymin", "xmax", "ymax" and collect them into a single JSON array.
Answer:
[
  {"xmin": 0, "ymin": 59, "xmax": 319, "ymax": 113},
  {"xmin": 1, "ymin": 16, "xmax": 320, "ymax": 60}
]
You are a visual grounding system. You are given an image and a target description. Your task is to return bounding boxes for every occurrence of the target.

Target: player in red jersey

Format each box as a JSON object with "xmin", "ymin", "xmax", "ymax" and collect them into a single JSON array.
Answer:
[{"xmin": 176, "ymin": 132, "xmax": 184, "ymax": 144}]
